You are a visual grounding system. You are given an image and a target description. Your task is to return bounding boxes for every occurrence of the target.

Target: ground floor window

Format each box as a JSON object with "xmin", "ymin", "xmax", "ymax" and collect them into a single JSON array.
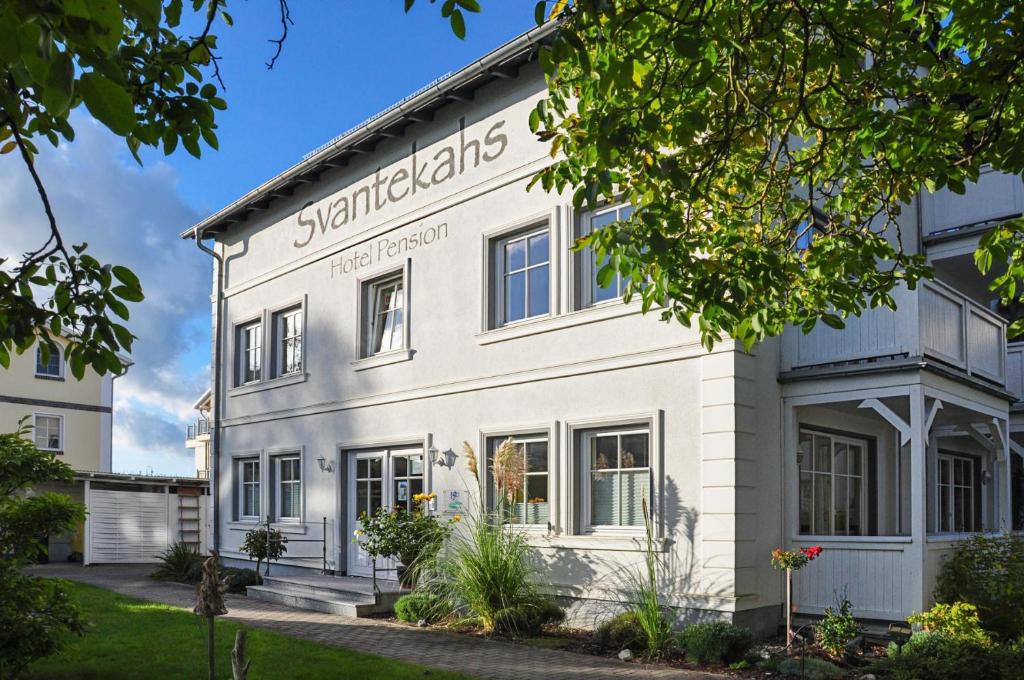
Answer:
[
  {"xmin": 798, "ymin": 429, "xmax": 868, "ymax": 536},
  {"xmin": 275, "ymin": 455, "xmax": 301, "ymax": 521},
  {"xmin": 581, "ymin": 427, "xmax": 650, "ymax": 531},
  {"xmin": 237, "ymin": 458, "xmax": 260, "ymax": 521},
  {"xmin": 486, "ymin": 434, "xmax": 549, "ymax": 526},
  {"xmin": 938, "ymin": 452, "xmax": 979, "ymax": 533}
]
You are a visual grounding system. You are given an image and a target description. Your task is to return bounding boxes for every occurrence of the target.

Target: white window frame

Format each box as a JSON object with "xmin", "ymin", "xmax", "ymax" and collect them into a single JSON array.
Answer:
[
  {"xmin": 366, "ymin": 273, "xmax": 406, "ymax": 357},
  {"xmin": 938, "ymin": 453, "xmax": 977, "ymax": 533},
  {"xmin": 797, "ymin": 428, "xmax": 869, "ymax": 537},
  {"xmin": 272, "ymin": 306, "xmax": 304, "ymax": 378},
  {"xmin": 579, "ymin": 202, "xmax": 633, "ymax": 308},
  {"xmin": 390, "ymin": 451, "xmax": 425, "ymax": 513},
  {"xmin": 237, "ymin": 458, "xmax": 261, "ymax": 522},
  {"xmin": 491, "ymin": 225, "xmax": 551, "ymax": 328},
  {"xmin": 236, "ymin": 320, "xmax": 263, "ymax": 386},
  {"xmin": 485, "ymin": 434, "xmax": 551, "ymax": 527},
  {"xmin": 33, "ymin": 413, "xmax": 64, "ymax": 452},
  {"xmin": 580, "ymin": 426, "xmax": 652, "ymax": 534},
  {"xmin": 34, "ymin": 343, "xmax": 64, "ymax": 378},
  {"xmin": 274, "ymin": 454, "xmax": 302, "ymax": 523}
]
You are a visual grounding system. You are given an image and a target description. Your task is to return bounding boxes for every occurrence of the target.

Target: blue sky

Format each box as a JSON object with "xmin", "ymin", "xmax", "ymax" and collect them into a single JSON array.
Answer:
[{"xmin": 0, "ymin": 2, "xmax": 536, "ymax": 476}]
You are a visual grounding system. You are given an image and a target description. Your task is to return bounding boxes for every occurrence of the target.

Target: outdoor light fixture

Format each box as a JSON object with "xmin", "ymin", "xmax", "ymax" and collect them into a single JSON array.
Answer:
[
  {"xmin": 429, "ymin": 444, "xmax": 442, "ymax": 465},
  {"xmin": 316, "ymin": 455, "xmax": 334, "ymax": 473}
]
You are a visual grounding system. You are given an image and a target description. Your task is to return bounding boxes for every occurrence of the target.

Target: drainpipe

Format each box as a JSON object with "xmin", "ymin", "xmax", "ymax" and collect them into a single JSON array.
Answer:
[{"xmin": 193, "ymin": 229, "xmax": 224, "ymax": 552}]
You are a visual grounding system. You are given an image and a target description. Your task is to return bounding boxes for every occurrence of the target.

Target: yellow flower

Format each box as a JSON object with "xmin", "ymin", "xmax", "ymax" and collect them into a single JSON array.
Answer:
[
  {"xmin": 452, "ymin": 514, "xmax": 462, "ymax": 523},
  {"xmin": 353, "ymin": 529, "xmax": 364, "ymax": 537}
]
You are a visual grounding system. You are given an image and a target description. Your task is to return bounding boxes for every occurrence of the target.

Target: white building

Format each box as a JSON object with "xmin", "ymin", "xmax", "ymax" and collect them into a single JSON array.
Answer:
[{"xmin": 181, "ymin": 24, "xmax": 1024, "ymax": 633}]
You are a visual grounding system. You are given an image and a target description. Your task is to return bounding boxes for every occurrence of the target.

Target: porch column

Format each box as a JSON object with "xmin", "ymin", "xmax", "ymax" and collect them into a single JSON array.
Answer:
[
  {"xmin": 1000, "ymin": 419, "xmax": 1013, "ymax": 531},
  {"xmin": 907, "ymin": 385, "xmax": 927, "ymax": 615}
]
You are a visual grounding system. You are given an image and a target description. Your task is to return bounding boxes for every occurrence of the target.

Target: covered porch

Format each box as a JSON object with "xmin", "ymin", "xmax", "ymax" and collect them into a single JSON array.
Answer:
[{"xmin": 782, "ymin": 374, "xmax": 1014, "ymax": 621}]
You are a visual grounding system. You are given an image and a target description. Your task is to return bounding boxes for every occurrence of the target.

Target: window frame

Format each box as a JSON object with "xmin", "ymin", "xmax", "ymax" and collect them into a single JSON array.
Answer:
[
  {"xmin": 274, "ymin": 453, "xmax": 302, "ymax": 523},
  {"xmin": 489, "ymin": 223, "xmax": 552, "ymax": 328},
  {"xmin": 271, "ymin": 305, "xmax": 304, "ymax": 379},
  {"xmin": 578, "ymin": 202, "xmax": 634, "ymax": 309},
  {"xmin": 484, "ymin": 433, "xmax": 551, "ymax": 528},
  {"xmin": 937, "ymin": 452, "xmax": 979, "ymax": 533},
  {"xmin": 364, "ymin": 271, "xmax": 407, "ymax": 357},
  {"xmin": 237, "ymin": 457, "xmax": 261, "ymax": 522},
  {"xmin": 580, "ymin": 426, "xmax": 653, "ymax": 534},
  {"xmin": 796, "ymin": 428, "xmax": 870, "ymax": 537},
  {"xmin": 32, "ymin": 412, "xmax": 64, "ymax": 452},
  {"xmin": 235, "ymin": 319, "xmax": 263, "ymax": 387},
  {"xmin": 34, "ymin": 343, "xmax": 64, "ymax": 379}
]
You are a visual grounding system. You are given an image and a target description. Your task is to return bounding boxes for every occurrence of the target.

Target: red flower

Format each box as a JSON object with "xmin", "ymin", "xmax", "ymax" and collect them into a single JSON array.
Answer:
[{"xmin": 800, "ymin": 545, "xmax": 823, "ymax": 560}]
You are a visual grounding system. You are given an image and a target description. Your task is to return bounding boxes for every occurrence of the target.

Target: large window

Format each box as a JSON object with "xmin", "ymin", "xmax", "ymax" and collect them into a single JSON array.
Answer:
[
  {"xmin": 35, "ymin": 344, "xmax": 62, "ymax": 378},
  {"xmin": 238, "ymin": 458, "xmax": 260, "ymax": 521},
  {"xmin": 492, "ymin": 226, "xmax": 550, "ymax": 326},
  {"xmin": 486, "ymin": 435, "xmax": 549, "ymax": 526},
  {"xmin": 581, "ymin": 203, "xmax": 633, "ymax": 306},
  {"xmin": 797, "ymin": 429, "xmax": 867, "ymax": 536},
  {"xmin": 938, "ymin": 453, "xmax": 978, "ymax": 533},
  {"xmin": 33, "ymin": 414, "xmax": 63, "ymax": 452},
  {"xmin": 236, "ymin": 321, "xmax": 262, "ymax": 386},
  {"xmin": 273, "ymin": 307, "xmax": 303, "ymax": 377},
  {"xmin": 366, "ymin": 274, "xmax": 405, "ymax": 356},
  {"xmin": 581, "ymin": 427, "xmax": 650, "ymax": 530},
  {"xmin": 275, "ymin": 455, "xmax": 301, "ymax": 522}
]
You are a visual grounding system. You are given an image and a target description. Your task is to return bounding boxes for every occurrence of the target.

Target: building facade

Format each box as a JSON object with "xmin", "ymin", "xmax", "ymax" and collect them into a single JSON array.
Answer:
[
  {"xmin": 186, "ymin": 389, "xmax": 213, "ymax": 478},
  {"xmin": 183, "ymin": 25, "xmax": 1024, "ymax": 632}
]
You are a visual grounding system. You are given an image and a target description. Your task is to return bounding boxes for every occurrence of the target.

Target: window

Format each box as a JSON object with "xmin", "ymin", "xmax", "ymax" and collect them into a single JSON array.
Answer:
[
  {"xmin": 582, "ymin": 427, "xmax": 650, "ymax": 530},
  {"xmin": 275, "ymin": 455, "xmax": 301, "ymax": 521},
  {"xmin": 797, "ymin": 429, "xmax": 867, "ymax": 536},
  {"xmin": 33, "ymin": 414, "xmax": 62, "ymax": 451},
  {"xmin": 492, "ymin": 226, "xmax": 550, "ymax": 326},
  {"xmin": 366, "ymin": 275, "xmax": 405, "ymax": 356},
  {"xmin": 938, "ymin": 453, "xmax": 978, "ymax": 533},
  {"xmin": 238, "ymin": 459, "xmax": 260, "ymax": 521},
  {"xmin": 486, "ymin": 435, "xmax": 549, "ymax": 526},
  {"xmin": 236, "ymin": 321, "xmax": 262, "ymax": 385},
  {"xmin": 35, "ymin": 344, "xmax": 62, "ymax": 378},
  {"xmin": 581, "ymin": 203, "xmax": 633, "ymax": 306},
  {"xmin": 273, "ymin": 307, "xmax": 303, "ymax": 377},
  {"xmin": 392, "ymin": 453, "xmax": 424, "ymax": 512}
]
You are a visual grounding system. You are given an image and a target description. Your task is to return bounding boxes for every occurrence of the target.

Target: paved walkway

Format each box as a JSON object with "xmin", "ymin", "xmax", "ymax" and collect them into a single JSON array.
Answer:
[{"xmin": 31, "ymin": 563, "xmax": 726, "ymax": 680}]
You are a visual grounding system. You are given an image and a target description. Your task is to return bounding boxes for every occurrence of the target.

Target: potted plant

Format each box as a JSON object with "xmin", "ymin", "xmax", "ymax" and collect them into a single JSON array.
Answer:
[
  {"xmin": 355, "ymin": 497, "xmax": 455, "ymax": 588},
  {"xmin": 771, "ymin": 545, "xmax": 823, "ymax": 651}
]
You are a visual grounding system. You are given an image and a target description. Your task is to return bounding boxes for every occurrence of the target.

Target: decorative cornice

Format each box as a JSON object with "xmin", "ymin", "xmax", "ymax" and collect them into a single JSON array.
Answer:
[{"xmin": 0, "ymin": 395, "xmax": 111, "ymax": 413}]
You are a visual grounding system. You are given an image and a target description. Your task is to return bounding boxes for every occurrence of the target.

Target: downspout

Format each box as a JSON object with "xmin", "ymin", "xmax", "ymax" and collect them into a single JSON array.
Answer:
[{"xmin": 193, "ymin": 229, "xmax": 224, "ymax": 552}]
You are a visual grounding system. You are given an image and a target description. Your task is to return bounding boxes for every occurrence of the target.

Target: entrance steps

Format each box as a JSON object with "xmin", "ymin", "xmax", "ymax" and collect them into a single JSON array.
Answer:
[{"xmin": 246, "ymin": 573, "xmax": 404, "ymax": 617}]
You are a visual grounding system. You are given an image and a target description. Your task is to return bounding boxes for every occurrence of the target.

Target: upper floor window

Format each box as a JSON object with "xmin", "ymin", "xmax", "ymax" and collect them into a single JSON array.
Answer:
[
  {"xmin": 236, "ymin": 321, "xmax": 262, "ymax": 386},
  {"xmin": 238, "ymin": 458, "xmax": 260, "ymax": 521},
  {"xmin": 486, "ymin": 434, "xmax": 549, "ymax": 526},
  {"xmin": 35, "ymin": 344, "xmax": 62, "ymax": 378},
  {"xmin": 33, "ymin": 413, "xmax": 63, "ymax": 452},
  {"xmin": 275, "ymin": 455, "xmax": 301, "ymax": 522},
  {"xmin": 581, "ymin": 203, "xmax": 633, "ymax": 307},
  {"xmin": 581, "ymin": 427, "xmax": 650, "ymax": 531},
  {"xmin": 797, "ymin": 429, "xmax": 867, "ymax": 536},
  {"xmin": 491, "ymin": 226, "xmax": 550, "ymax": 327},
  {"xmin": 273, "ymin": 307, "xmax": 303, "ymax": 377},
  {"xmin": 366, "ymin": 274, "xmax": 405, "ymax": 356}
]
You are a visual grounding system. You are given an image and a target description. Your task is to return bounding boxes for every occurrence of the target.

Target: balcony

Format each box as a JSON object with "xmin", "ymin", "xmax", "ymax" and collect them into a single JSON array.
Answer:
[
  {"xmin": 186, "ymin": 419, "xmax": 211, "ymax": 440},
  {"xmin": 781, "ymin": 279, "xmax": 1007, "ymax": 386},
  {"xmin": 1007, "ymin": 343, "xmax": 1024, "ymax": 403},
  {"xmin": 921, "ymin": 166, "xmax": 1024, "ymax": 239}
]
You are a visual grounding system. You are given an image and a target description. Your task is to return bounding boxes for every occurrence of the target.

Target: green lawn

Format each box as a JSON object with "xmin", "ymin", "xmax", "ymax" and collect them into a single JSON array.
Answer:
[{"xmin": 25, "ymin": 581, "xmax": 477, "ymax": 680}]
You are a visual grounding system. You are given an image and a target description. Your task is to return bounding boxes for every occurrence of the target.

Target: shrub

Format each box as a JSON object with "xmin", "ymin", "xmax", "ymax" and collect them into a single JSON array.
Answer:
[
  {"xmin": 776, "ymin": 656, "xmax": 844, "ymax": 679},
  {"xmin": 394, "ymin": 592, "xmax": 449, "ymax": 624},
  {"xmin": 877, "ymin": 632, "xmax": 1024, "ymax": 680},
  {"xmin": 220, "ymin": 567, "xmax": 259, "ymax": 594},
  {"xmin": 907, "ymin": 601, "xmax": 990, "ymax": 645},
  {"xmin": 152, "ymin": 542, "xmax": 205, "ymax": 583},
  {"xmin": 934, "ymin": 533, "xmax": 1024, "ymax": 640},
  {"xmin": 678, "ymin": 621, "xmax": 753, "ymax": 665},
  {"xmin": 595, "ymin": 612, "xmax": 647, "ymax": 652},
  {"xmin": 241, "ymin": 526, "xmax": 287, "ymax": 578},
  {"xmin": 816, "ymin": 597, "xmax": 858, "ymax": 656},
  {"xmin": 491, "ymin": 599, "xmax": 565, "ymax": 636}
]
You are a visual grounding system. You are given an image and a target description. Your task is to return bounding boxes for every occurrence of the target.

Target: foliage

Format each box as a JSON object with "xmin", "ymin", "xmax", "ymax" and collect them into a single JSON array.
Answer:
[
  {"xmin": 354, "ymin": 495, "xmax": 455, "ymax": 585},
  {"xmin": 595, "ymin": 612, "xmax": 647, "ymax": 652},
  {"xmin": 394, "ymin": 591, "xmax": 448, "ymax": 624},
  {"xmin": 907, "ymin": 601, "xmax": 991, "ymax": 646},
  {"xmin": 877, "ymin": 632, "xmax": 1024, "ymax": 680},
  {"xmin": 770, "ymin": 546, "xmax": 823, "ymax": 571},
  {"xmin": 620, "ymin": 497, "xmax": 674, "ymax": 658},
  {"xmin": 151, "ymin": 542, "xmax": 205, "ymax": 583},
  {"xmin": 776, "ymin": 656, "xmax": 845, "ymax": 679},
  {"xmin": 240, "ymin": 526, "xmax": 287, "ymax": 578},
  {"xmin": 934, "ymin": 533, "xmax": 1024, "ymax": 640},
  {"xmin": 677, "ymin": 621, "xmax": 753, "ymax": 665},
  {"xmin": 24, "ymin": 581, "xmax": 477, "ymax": 680},
  {"xmin": 529, "ymin": 1, "xmax": 1024, "ymax": 348},
  {"xmin": 0, "ymin": 424, "xmax": 85, "ymax": 679},
  {"xmin": 816, "ymin": 597, "xmax": 859, "ymax": 657},
  {"xmin": 220, "ymin": 567, "xmax": 259, "ymax": 594},
  {"xmin": 491, "ymin": 599, "xmax": 565, "ymax": 636}
]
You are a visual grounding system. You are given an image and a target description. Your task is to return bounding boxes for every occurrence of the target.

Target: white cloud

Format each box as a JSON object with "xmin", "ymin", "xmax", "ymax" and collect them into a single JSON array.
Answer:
[{"xmin": 0, "ymin": 116, "xmax": 210, "ymax": 474}]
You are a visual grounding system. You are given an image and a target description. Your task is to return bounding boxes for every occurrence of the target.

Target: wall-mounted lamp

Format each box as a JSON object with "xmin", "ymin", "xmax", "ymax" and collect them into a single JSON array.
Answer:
[
  {"xmin": 316, "ymin": 455, "xmax": 334, "ymax": 473},
  {"xmin": 429, "ymin": 443, "xmax": 442, "ymax": 465}
]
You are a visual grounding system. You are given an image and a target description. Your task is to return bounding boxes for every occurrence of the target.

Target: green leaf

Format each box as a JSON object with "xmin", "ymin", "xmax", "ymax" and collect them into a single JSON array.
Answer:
[
  {"xmin": 123, "ymin": 0, "xmax": 162, "ymax": 28},
  {"xmin": 450, "ymin": 9, "xmax": 466, "ymax": 39},
  {"xmin": 111, "ymin": 284, "xmax": 144, "ymax": 303},
  {"xmin": 111, "ymin": 265, "xmax": 140, "ymax": 290},
  {"xmin": 79, "ymin": 72, "xmax": 136, "ymax": 135},
  {"xmin": 41, "ymin": 51, "xmax": 74, "ymax": 116}
]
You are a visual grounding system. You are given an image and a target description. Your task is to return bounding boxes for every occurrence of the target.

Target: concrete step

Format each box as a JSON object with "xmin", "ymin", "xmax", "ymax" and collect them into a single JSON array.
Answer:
[
  {"xmin": 246, "ymin": 574, "xmax": 406, "ymax": 617},
  {"xmin": 246, "ymin": 585, "xmax": 378, "ymax": 617}
]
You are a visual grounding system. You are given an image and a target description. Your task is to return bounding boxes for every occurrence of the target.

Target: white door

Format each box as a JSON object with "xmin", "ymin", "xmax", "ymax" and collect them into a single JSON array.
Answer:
[
  {"xmin": 347, "ymin": 447, "xmax": 425, "ymax": 577},
  {"xmin": 89, "ymin": 489, "xmax": 169, "ymax": 563}
]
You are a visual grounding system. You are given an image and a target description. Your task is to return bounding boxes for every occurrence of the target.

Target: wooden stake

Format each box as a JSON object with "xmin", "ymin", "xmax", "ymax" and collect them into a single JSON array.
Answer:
[{"xmin": 231, "ymin": 629, "xmax": 250, "ymax": 680}]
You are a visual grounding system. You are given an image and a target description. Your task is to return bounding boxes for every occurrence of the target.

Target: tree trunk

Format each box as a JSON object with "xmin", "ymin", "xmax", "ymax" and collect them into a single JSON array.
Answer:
[
  {"xmin": 231, "ymin": 629, "xmax": 250, "ymax": 680},
  {"xmin": 207, "ymin": 614, "xmax": 215, "ymax": 680}
]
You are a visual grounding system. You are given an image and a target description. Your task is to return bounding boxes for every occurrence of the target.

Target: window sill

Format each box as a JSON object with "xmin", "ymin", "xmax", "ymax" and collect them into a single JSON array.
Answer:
[
  {"xmin": 227, "ymin": 520, "xmax": 307, "ymax": 535},
  {"xmin": 476, "ymin": 301, "xmax": 640, "ymax": 345},
  {"xmin": 34, "ymin": 374, "xmax": 65, "ymax": 381},
  {"xmin": 351, "ymin": 349, "xmax": 414, "ymax": 371},
  {"xmin": 531, "ymin": 534, "xmax": 671, "ymax": 552},
  {"xmin": 228, "ymin": 372, "xmax": 308, "ymax": 397},
  {"xmin": 790, "ymin": 535, "xmax": 912, "ymax": 544}
]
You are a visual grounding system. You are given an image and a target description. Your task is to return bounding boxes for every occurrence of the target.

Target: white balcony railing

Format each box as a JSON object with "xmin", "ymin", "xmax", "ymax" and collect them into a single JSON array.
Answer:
[
  {"xmin": 1007, "ymin": 343, "xmax": 1024, "ymax": 402},
  {"xmin": 921, "ymin": 166, "xmax": 1024, "ymax": 238},
  {"xmin": 781, "ymin": 279, "xmax": 1007, "ymax": 385}
]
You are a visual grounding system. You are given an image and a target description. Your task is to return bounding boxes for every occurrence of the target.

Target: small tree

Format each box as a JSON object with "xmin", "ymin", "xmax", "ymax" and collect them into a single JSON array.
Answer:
[
  {"xmin": 771, "ymin": 546, "xmax": 823, "ymax": 652},
  {"xmin": 0, "ymin": 422, "xmax": 86, "ymax": 679},
  {"xmin": 194, "ymin": 550, "xmax": 227, "ymax": 680},
  {"xmin": 240, "ymin": 526, "xmax": 287, "ymax": 578}
]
